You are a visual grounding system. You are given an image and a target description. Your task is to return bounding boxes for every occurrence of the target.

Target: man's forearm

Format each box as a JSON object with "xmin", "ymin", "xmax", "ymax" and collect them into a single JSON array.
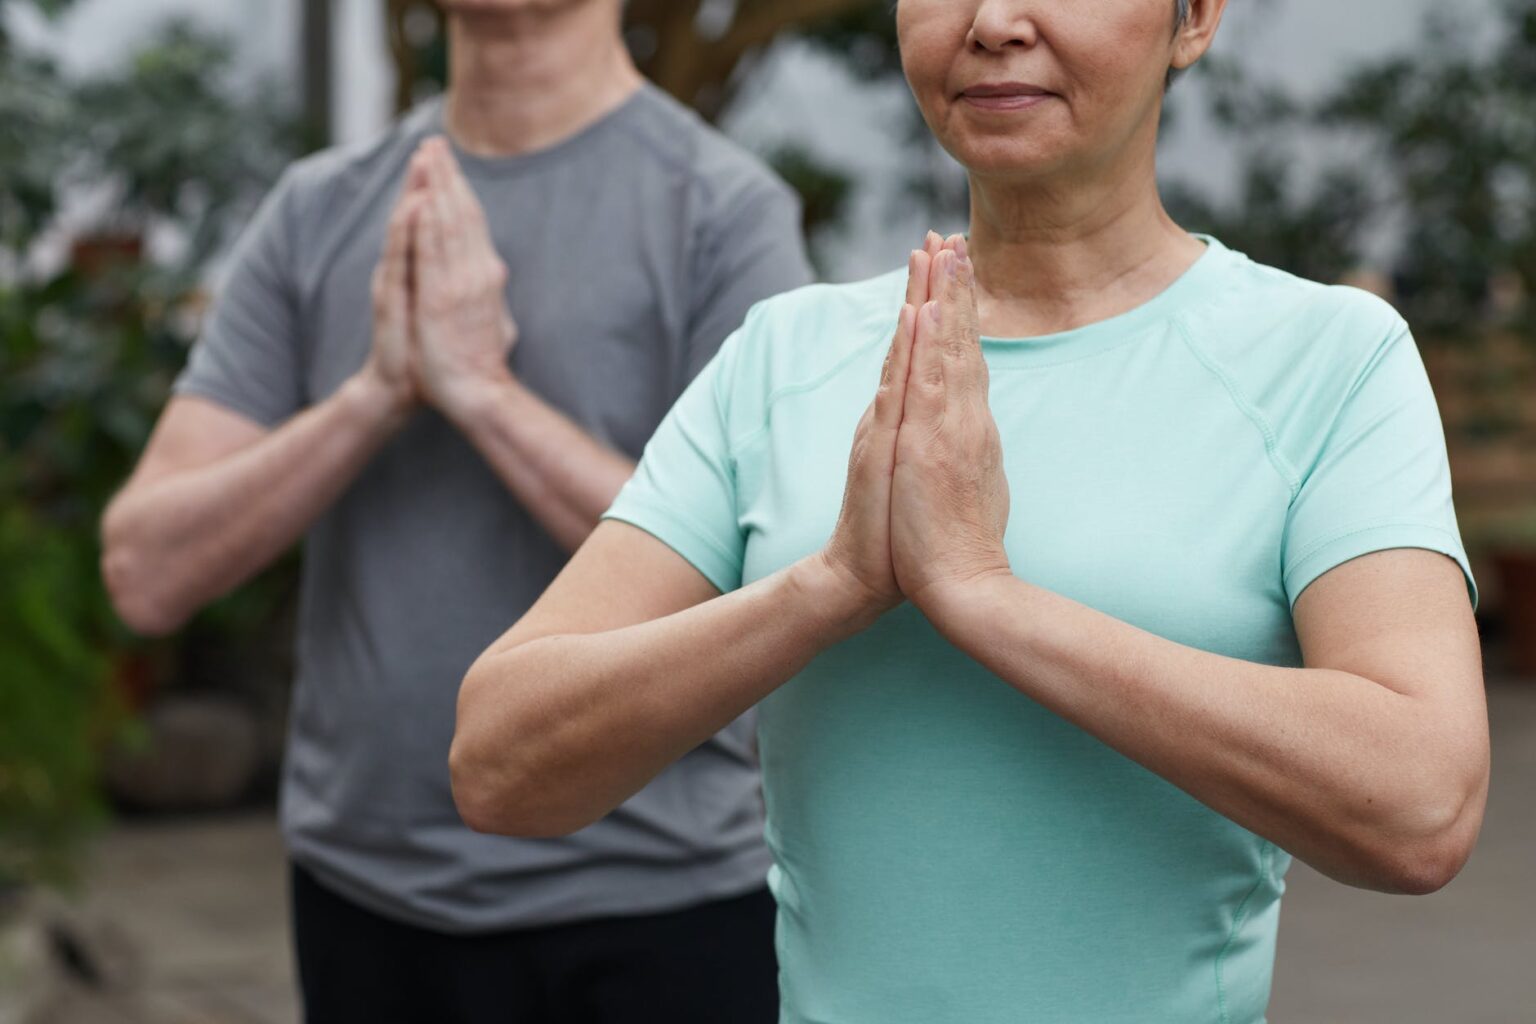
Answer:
[
  {"xmin": 101, "ymin": 376, "xmax": 409, "ymax": 635},
  {"xmin": 446, "ymin": 376, "xmax": 636, "ymax": 552}
]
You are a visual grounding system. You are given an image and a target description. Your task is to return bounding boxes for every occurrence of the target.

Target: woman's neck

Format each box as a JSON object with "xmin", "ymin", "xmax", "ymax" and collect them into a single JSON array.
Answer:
[
  {"xmin": 966, "ymin": 142, "xmax": 1205, "ymax": 339},
  {"xmin": 443, "ymin": 6, "xmax": 644, "ymax": 159}
]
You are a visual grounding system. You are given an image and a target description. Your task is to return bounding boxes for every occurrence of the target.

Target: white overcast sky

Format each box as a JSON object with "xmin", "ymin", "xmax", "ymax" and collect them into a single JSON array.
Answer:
[{"xmin": 9, "ymin": 0, "xmax": 1505, "ymax": 279}]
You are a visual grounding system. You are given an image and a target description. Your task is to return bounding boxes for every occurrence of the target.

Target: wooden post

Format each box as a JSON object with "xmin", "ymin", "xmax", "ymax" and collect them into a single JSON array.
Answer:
[{"xmin": 301, "ymin": 0, "xmax": 333, "ymax": 151}]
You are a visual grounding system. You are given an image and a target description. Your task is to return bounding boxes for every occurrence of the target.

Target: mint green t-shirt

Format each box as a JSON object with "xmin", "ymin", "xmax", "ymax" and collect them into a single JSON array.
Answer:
[{"xmin": 600, "ymin": 237, "xmax": 1478, "ymax": 1024}]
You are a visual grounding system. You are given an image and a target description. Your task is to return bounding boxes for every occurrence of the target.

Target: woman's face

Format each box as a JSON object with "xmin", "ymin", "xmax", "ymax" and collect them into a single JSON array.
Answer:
[{"xmin": 898, "ymin": 0, "xmax": 1198, "ymax": 182}]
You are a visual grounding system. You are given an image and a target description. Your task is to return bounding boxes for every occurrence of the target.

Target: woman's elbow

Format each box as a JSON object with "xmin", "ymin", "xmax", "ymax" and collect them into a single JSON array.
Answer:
[
  {"xmin": 449, "ymin": 740, "xmax": 600, "ymax": 839},
  {"xmin": 1372, "ymin": 827, "xmax": 1478, "ymax": 896},
  {"xmin": 449, "ymin": 660, "xmax": 602, "ymax": 839},
  {"xmin": 1355, "ymin": 773, "xmax": 1487, "ymax": 896}
]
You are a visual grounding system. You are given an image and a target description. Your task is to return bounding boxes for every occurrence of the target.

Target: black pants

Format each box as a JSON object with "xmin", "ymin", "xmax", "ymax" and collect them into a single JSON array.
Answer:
[{"xmin": 290, "ymin": 862, "xmax": 779, "ymax": 1024}]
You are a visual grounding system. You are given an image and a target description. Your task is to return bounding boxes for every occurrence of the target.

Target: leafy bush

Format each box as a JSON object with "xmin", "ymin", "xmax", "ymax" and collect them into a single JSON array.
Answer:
[{"xmin": 0, "ymin": 11, "xmax": 296, "ymax": 889}]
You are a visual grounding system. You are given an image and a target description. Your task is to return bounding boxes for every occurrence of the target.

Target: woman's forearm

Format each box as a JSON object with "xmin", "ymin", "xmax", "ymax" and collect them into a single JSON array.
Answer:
[
  {"xmin": 101, "ymin": 375, "xmax": 408, "ymax": 635},
  {"xmin": 450, "ymin": 555, "xmax": 873, "ymax": 838},
  {"xmin": 926, "ymin": 573, "xmax": 1487, "ymax": 895}
]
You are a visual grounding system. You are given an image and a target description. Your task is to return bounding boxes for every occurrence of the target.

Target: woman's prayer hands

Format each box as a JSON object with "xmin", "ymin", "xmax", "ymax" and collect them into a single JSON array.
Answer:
[
  {"xmin": 891, "ymin": 236, "xmax": 1012, "ymax": 611},
  {"xmin": 816, "ymin": 236, "xmax": 933, "ymax": 619},
  {"xmin": 819, "ymin": 231, "xmax": 1012, "ymax": 628}
]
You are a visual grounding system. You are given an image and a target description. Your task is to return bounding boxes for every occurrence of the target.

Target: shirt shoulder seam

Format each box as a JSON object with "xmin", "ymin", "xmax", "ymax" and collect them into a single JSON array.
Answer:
[
  {"xmin": 728, "ymin": 314, "xmax": 891, "ymax": 457},
  {"xmin": 1174, "ymin": 316, "xmax": 1302, "ymax": 500}
]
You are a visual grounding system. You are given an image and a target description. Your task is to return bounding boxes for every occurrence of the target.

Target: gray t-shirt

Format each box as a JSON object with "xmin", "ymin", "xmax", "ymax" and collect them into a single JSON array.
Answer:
[{"xmin": 173, "ymin": 85, "xmax": 812, "ymax": 932}]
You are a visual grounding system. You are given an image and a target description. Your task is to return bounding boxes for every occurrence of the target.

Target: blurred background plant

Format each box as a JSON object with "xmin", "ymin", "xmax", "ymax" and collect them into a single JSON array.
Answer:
[{"xmin": 0, "ymin": 0, "xmax": 299, "ymax": 892}]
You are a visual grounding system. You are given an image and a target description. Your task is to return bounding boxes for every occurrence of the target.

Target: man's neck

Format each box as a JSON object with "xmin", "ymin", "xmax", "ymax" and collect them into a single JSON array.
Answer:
[{"xmin": 442, "ymin": 6, "xmax": 644, "ymax": 159}]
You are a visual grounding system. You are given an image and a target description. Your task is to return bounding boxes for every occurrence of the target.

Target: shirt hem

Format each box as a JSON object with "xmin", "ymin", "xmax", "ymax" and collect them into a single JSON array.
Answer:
[
  {"xmin": 286, "ymin": 838, "xmax": 774, "ymax": 936},
  {"xmin": 600, "ymin": 500, "xmax": 742, "ymax": 594},
  {"xmin": 1283, "ymin": 521, "xmax": 1478, "ymax": 612}
]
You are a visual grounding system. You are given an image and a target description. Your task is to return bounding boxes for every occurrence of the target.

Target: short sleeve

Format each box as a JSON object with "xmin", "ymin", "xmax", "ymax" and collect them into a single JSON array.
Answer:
[
  {"xmin": 1282, "ymin": 321, "xmax": 1478, "ymax": 612},
  {"xmin": 172, "ymin": 168, "xmax": 305, "ymax": 427},
  {"xmin": 602, "ymin": 322, "xmax": 753, "ymax": 594},
  {"xmin": 683, "ymin": 180, "xmax": 811, "ymax": 381}
]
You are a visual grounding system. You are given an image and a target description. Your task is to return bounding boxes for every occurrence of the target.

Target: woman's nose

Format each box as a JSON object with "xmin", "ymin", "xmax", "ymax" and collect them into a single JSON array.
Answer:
[{"xmin": 967, "ymin": 0, "xmax": 1041, "ymax": 53}]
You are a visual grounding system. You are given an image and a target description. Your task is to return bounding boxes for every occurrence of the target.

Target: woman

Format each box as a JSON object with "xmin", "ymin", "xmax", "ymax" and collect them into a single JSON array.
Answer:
[{"xmin": 450, "ymin": 1, "xmax": 1488, "ymax": 1020}]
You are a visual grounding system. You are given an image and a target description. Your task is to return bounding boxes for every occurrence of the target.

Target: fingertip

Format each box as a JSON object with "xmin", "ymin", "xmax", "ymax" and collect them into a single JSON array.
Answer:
[
  {"xmin": 934, "ymin": 247, "xmax": 956, "ymax": 279},
  {"xmin": 413, "ymin": 154, "xmax": 436, "ymax": 189},
  {"xmin": 955, "ymin": 235, "xmax": 970, "ymax": 262},
  {"xmin": 927, "ymin": 246, "xmax": 945, "ymax": 286},
  {"xmin": 913, "ymin": 250, "xmax": 932, "ymax": 285}
]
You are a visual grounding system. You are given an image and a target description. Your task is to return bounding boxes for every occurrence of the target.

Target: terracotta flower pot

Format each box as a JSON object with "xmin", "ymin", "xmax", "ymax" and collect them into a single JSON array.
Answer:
[{"xmin": 69, "ymin": 232, "xmax": 143, "ymax": 278}]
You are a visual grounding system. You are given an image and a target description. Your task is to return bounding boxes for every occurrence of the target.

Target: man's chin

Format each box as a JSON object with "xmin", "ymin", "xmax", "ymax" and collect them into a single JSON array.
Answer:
[{"xmin": 439, "ymin": 0, "xmax": 590, "ymax": 14}]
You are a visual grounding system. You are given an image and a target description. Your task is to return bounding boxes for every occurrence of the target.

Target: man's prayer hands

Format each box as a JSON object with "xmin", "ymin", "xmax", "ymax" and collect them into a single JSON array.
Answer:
[{"xmin": 359, "ymin": 136, "xmax": 519, "ymax": 425}]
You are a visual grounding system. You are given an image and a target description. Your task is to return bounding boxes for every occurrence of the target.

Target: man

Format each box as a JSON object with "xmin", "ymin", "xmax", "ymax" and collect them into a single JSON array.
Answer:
[{"xmin": 100, "ymin": 0, "xmax": 811, "ymax": 1019}]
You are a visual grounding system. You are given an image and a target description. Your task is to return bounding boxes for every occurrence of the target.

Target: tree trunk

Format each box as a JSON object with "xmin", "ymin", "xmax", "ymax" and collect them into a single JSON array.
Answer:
[{"xmin": 629, "ymin": 0, "xmax": 873, "ymax": 117}]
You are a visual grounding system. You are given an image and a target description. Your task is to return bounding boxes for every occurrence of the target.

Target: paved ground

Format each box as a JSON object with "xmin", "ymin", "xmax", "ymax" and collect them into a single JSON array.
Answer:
[{"xmin": 39, "ymin": 676, "xmax": 1536, "ymax": 1023}]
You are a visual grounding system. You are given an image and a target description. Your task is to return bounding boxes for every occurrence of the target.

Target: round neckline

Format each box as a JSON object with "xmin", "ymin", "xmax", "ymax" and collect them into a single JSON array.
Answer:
[
  {"xmin": 426, "ymin": 83, "xmax": 652, "ymax": 179},
  {"xmin": 977, "ymin": 234, "xmax": 1229, "ymax": 368}
]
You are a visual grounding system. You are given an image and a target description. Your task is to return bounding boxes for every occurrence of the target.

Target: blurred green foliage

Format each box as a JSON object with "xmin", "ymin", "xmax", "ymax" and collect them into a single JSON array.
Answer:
[
  {"xmin": 72, "ymin": 24, "xmax": 298, "ymax": 264},
  {"xmin": 1322, "ymin": 1, "xmax": 1536, "ymax": 341},
  {"xmin": 0, "ymin": 8, "xmax": 297, "ymax": 888},
  {"xmin": 1169, "ymin": 1, "xmax": 1536, "ymax": 346},
  {"xmin": 0, "ymin": 494, "xmax": 119, "ymax": 889},
  {"xmin": 1164, "ymin": 157, "xmax": 1372, "ymax": 287}
]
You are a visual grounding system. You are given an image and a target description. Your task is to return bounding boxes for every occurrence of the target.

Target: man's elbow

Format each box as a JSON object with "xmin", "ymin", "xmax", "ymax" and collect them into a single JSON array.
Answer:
[{"xmin": 100, "ymin": 533, "xmax": 188, "ymax": 638}]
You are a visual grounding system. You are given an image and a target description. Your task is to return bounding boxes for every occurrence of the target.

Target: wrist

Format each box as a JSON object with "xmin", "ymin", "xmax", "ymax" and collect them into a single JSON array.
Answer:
[
  {"xmin": 342, "ymin": 368, "xmax": 414, "ymax": 433},
  {"xmin": 911, "ymin": 567, "xmax": 1017, "ymax": 646},
  {"xmin": 433, "ymin": 368, "xmax": 520, "ymax": 431},
  {"xmin": 788, "ymin": 553, "xmax": 894, "ymax": 644}
]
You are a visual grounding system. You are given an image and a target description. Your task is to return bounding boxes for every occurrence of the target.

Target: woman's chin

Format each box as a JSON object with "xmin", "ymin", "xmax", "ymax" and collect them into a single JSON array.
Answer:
[{"xmin": 947, "ymin": 139, "xmax": 1073, "ymax": 183}]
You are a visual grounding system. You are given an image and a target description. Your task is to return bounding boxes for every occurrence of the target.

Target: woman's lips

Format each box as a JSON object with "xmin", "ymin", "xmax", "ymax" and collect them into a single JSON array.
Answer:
[
  {"xmin": 958, "ymin": 86, "xmax": 1055, "ymax": 112},
  {"xmin": 958, "ymin": 92, "xmax": 1056, "ymax": 112}
]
